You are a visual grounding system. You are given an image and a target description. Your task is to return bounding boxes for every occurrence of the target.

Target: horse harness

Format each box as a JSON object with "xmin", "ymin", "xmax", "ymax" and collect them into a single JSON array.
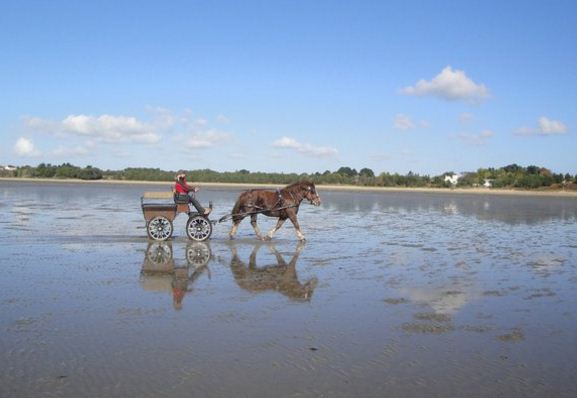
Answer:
[{"xmin": 217, "ymin": 188, "xmax": 301, "ymax": 224}]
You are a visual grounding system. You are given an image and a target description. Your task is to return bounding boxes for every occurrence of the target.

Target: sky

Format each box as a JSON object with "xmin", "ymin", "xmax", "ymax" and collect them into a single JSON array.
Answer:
[{"xmin": 1, "ymin": 0, "xmax": 576, "ymax": 176}]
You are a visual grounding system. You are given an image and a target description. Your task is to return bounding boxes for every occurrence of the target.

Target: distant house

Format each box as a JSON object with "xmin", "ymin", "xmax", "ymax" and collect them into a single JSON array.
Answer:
[
  {"xmin": 483, "ymin": 179, "xmax": 493, "ymax": 188},
  {"xmin": 444, "ymin": 173, "xmax": 461, "ymax": 186},
  {"xmin": 3, "ymin": 165, "xmax": 17, "ymax": 171}
]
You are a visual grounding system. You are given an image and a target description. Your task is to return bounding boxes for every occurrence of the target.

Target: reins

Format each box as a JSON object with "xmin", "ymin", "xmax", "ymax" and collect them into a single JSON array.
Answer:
[{"xmin": 216, "ymin": 203, "xmax": 300, "ymax": 224}]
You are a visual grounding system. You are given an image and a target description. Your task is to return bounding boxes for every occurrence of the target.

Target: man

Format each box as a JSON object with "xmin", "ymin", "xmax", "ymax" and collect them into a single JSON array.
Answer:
[{"xmin": 174, "ymin": 170, "xmax": 211, "ymax": 215}]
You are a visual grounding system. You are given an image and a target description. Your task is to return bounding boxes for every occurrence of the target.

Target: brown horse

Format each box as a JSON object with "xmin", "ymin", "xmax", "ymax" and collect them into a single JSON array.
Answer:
[
  {"xmin": 228, "ymin": 180, "xmax": 321, "ymax": 241},
  {"xmin": 228, "ymin": 241, "xmax": 318, "ymax": 301}
]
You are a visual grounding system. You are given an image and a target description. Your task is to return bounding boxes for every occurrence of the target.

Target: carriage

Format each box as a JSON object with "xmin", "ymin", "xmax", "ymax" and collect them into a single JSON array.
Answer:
[
  {"xmin": 141, "ymin": 191, "xmax": 213, "ymax": 241},
  {"xmin": 141, "ymin": 180, "xmax": 321, "ymax": 242}
]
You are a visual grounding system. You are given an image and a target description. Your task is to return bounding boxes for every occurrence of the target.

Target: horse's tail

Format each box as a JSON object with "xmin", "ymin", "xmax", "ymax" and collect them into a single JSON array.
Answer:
[{"xmin": 230, "ymin": 193, "xmax": 245, "ymax": 223}]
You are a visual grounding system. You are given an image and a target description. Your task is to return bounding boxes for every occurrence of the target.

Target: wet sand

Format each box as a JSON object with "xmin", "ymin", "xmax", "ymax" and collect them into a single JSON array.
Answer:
[{"xmin": 1, "ymin": 181, "xmax": 577, "ymax": 397}]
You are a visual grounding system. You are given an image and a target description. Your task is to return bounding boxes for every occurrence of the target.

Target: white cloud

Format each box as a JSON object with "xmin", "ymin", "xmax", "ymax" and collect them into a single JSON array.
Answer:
[
  {"xmin": 216, "ymin": 114, "xmax": 230, "ymax": 124},
  {"xmin": 51, "ymin": 142, "xmax": 95, "ymax": 157},
  {"xmin": 14, "ymin": 137, "xmax": 41, "ymax": 157},
  {"xmin": 401, "ymin": 66, "xmax": 489, "ymax": 103},
  {"xmin": 459, "ymin": 112, "xmax": 475, "ymax": 124},
  {"xmin": 538, "ymin": 116, "xmax": 567, "ymax": 135},
  {"xmin": 146, "ymin": 106, "xmax": 178, "ymax": 129},
  {"xmin": 393, "ymin": 114, "xmax": 414, "ymax": 130},
  {"xmin": 176, "ymin": 130, "xmax": 231, "ymax": 149},
  {"xmin": 25, "ymin": 114, "xmax": 161, "ymax": 144},
  {"xmin": 515, "ymin": 117, "xmax": 568, "ymax": 136},
  {"xmin": 272, "ymin": 136, "xmax": 338, "ymax": 157},
  {"xmin": 514, "ymin": 126, "xmax": 536, "ymax": 136},
  {"xmin": 457, "ymin": 130, "xmax": 494, "ymax": 146}
]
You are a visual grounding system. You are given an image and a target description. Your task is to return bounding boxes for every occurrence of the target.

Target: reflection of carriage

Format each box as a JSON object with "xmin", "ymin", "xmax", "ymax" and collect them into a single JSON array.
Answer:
[
  {"xmin": 141, "ymin": 191, "xmax": 213, "ymax": 241},
  {"xmin": 142, "ymin": 241, "xmax": 212, "ymax": 272},
  {"xmin": 141, "ymin": 241, "xmax": 212, "ymax": 309}
]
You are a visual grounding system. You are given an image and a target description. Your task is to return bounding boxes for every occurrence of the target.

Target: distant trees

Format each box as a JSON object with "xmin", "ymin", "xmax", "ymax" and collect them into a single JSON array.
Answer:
[
  {"xmin": 3, "ymin": 163, "xmax": 574, "ymax": 190},
  {"xmin": 456, "ymin": 164, "xmax": 567, "ymax": 189},
  {"xmin": 28, "ymin": 163, "xmax": 103, "ymax": 180}
]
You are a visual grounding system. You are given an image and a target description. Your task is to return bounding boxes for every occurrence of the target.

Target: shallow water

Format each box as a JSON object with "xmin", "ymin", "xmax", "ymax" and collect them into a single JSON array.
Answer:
[{"xmin": 1, "ymin": 181, "xmax": 577, "ymax": 397}]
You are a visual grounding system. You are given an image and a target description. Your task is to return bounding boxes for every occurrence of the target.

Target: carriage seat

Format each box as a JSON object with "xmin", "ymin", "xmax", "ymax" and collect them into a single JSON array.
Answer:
[{"xmin": 141, "ymin": 192, "xmax": 178, "ymax": 208}]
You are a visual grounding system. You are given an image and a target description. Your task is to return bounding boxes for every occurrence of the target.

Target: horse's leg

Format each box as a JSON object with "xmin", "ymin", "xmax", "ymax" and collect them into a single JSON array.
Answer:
[
  {"xmin": 250, "ymin": 214, "xmax": 264, "ymax": 240},
  {"xmin": 265, "ymin": 218, "xmax": 286, "ymax": 240},
  {"xmin": 249, "ymin": 244, "xmax": 261, "ymax": 268},
  {"xmin": 229, "ymin": 216, "xmax": 243, "ymax": 239},
  {"xmin": 288, "ymin": 213, "xmax": 305, "ymax": 241},
  {"xmin": 267, "ymin": 244, "xmax": 287, "ymax": 266}
]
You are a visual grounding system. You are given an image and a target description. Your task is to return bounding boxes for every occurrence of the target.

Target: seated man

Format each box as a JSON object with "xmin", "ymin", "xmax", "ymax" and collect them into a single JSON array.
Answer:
[{"xmin": 174, "ymin": 170, "xmax": 211, "ymax": 215}]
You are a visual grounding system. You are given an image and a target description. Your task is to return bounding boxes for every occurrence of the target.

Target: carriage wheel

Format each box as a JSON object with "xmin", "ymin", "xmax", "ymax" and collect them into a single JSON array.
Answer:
[
  {"xmin": 147, "ymin": 216, "xmax": 173, "ymax": 241},
  {"xmin": 146, "ymin": 242, "xmax": 173, "ymax": 265},
  {"xmin": 186, "ymin": 242, "xmax": 211, "ymax": 267},
  {"xmin": 186, "ymin": 215, "xmax": 212, "ymax": 241}
]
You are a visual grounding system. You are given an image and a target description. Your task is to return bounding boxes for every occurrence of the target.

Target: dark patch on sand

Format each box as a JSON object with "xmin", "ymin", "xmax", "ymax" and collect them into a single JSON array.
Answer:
[
  {"xmin": 402, "ymin": 323, "xmax": 455, "ymax": 334},
  {"xmin": 483, "ymin": 290, "xmax": 507, "ymax": 297},
  {"xmin": 524, "ymin": 288, "xmax": 556, "ymax": 300},
  {"xmin": 414, "ymin": 312, "xmax": 452, "ymax": 322},
  {"xmin": 497, "ymin": 328, "xmax": 525, "ymax": 342},
  {"xmin": 384, "ymin": 297, "xmax": 409, "ymax": 305}
]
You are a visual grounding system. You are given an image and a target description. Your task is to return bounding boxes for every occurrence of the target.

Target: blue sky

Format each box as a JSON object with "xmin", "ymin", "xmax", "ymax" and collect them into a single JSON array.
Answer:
[{"xmin": 1, "ymin": 0, "xmax": 576, "ymax": 175}]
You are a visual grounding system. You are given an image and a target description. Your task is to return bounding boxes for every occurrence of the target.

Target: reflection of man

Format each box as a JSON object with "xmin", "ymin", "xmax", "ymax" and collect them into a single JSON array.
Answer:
[
  {"xmin": 171, "ymin": 264, "xmax": 211, "ymax": 310},
  {"xmin": 171, "ymin": 267, "xmax": 189, "ymax": 310},
  {"xmin": 228, "ymin": 241, "xmax": 317, "ymax": 301}
]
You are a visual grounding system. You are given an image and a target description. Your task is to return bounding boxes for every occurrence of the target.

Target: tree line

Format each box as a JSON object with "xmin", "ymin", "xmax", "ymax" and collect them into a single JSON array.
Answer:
[{"xmin": 2, "ymin": 163, "xmax": 576, "ymax": 190}]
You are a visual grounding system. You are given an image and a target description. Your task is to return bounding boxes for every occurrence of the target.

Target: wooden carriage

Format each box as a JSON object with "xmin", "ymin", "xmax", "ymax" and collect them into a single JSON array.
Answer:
[{"xmin": 141, "ymin": 191, "xmax": 212, "ymax": 241}]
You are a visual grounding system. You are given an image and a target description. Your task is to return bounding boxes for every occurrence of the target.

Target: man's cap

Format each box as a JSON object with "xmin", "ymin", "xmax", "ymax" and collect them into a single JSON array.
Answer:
[{"xmin": 176, "ymin": 170, "xmax": 186, "ymax": 179}]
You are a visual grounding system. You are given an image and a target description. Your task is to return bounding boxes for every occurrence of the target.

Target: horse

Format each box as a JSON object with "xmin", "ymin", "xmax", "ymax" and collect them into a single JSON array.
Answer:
[
  {"xmin": 228, "ymin": 180, "xmax": 321, "ymax": 241},
  {"xmin": 228, "ymin": 241, "xmax": 318, "ymax": 301}
]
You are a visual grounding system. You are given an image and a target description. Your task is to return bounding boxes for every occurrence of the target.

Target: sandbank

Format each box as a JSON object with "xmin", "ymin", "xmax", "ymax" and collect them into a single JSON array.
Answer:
[{"xmin": 1, "ymin": 177, "xmax": 576, "ymax": 197}]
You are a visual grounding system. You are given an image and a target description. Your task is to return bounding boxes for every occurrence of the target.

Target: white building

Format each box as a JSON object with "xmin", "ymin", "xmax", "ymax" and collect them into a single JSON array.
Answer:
[{"xmin": 444, "ymin": 173, "xmax": 461, "ymax": 186}]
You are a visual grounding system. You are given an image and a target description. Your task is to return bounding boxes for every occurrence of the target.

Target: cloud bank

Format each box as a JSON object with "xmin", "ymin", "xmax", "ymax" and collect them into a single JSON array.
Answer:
[
  {"xmin": 175, "ymin": 130, "xmax": 231, "ymax": 149},
  {"xmin": 13, "ymin": 137, "xmax": 41, "ymax": 157},
  {"xmin": 393, "ymin": 114, "xmax": 414, "ymax": 130},
  {"xmin": 25, "ymin": 114, "xmax": 160, "ymax": 144},
  {"xmin": 401, "ymin": 66, "xmax": 489, "ymax": 103},
  {"xmin": 273, "ymin": 136, "xmax": 338, "ymax": 157},
  {"xmin": 515, "ymin": 116, "xmax": 568, "ymax": 136}
]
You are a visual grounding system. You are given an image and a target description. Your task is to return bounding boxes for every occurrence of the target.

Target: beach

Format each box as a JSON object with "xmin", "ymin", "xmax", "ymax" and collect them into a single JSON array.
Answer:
[
  {"xmin": 2, "ymin": 177, "xmax": 577, "ymax": 197},
  {"xmin": 1, "ymin": 181, "xmax": 577, "ymax": 397}
]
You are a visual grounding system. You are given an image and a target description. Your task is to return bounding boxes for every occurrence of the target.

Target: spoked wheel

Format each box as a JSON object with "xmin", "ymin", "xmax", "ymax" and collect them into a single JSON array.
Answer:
[
  {"xmin": 147, "ymin": 216, "xmax": 173, "ymax": 241},
  {"xmin": 146, "ymin": 242, "xmax": 173, "ymax": 265},
  {"xmin": 186, "ymin": 242, "xmax": 211, "ymax": 267},
  {"xmin": 186, "ymin": 215, "xmax": 212, "ymax": 241}
]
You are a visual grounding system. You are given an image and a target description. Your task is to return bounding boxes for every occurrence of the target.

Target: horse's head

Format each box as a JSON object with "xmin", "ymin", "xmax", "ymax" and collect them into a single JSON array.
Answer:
[{"xmin": 303, "ymin": 182, "xmax": 321, "ymax": 206}]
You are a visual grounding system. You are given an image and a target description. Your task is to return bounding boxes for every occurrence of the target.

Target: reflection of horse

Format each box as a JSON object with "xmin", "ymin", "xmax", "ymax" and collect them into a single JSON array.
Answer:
[
  {"xmin": 140, "ymin": 242, "xmax": 211, "ymax": 310},
  {"xmin": 228, "ymin": 241, "xmax": 318, "ymax": 302},
  {"xmin": 228, "ymin": 181, "xmax": 321, "ymax": 241}
]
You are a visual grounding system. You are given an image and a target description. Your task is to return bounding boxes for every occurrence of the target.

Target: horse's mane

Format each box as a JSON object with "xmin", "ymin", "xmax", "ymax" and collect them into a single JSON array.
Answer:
[{"xmin": 284, "ymin": 180, "xmax": 314, "ymax": 190}]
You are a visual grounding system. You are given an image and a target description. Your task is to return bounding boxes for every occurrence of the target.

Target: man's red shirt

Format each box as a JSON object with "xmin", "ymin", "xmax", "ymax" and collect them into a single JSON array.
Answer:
[{"xmin": 175, "ymin": 179, "xmax": 192, "ymax": 194}]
